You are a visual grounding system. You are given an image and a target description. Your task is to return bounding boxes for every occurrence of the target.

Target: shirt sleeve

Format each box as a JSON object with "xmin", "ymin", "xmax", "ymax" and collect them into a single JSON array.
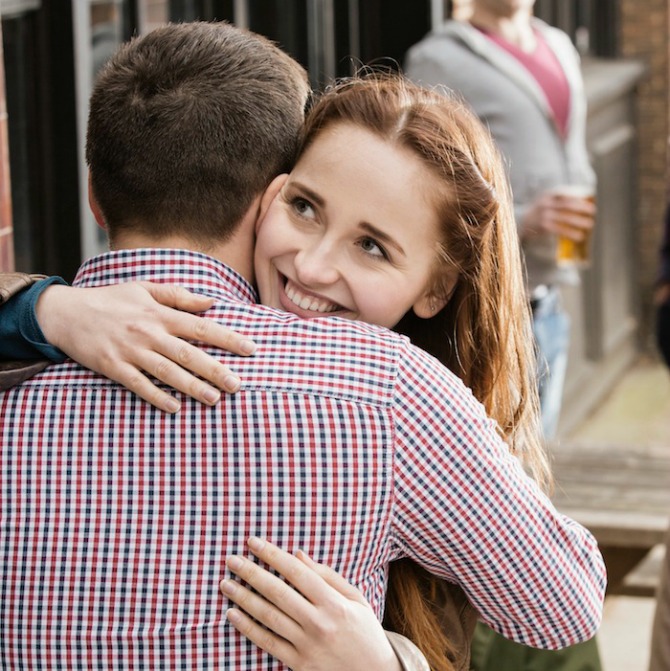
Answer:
[
  {"xmin": 0, "ymin": 276, "xmax": 69, "ymax": 361},
  {"xmin": 390, "ymin": 341, "xmax": 606, "ymax": 650}
]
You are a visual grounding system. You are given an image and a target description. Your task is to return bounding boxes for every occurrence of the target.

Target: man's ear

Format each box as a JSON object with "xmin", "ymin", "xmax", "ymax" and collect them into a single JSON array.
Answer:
[
  {"xmin": 256, "ymin": 174, "xmax": 289, "ymax": 233},
  {"xmin": 88, "ymin": 174, "xmax": 107, "ymax": 230}
]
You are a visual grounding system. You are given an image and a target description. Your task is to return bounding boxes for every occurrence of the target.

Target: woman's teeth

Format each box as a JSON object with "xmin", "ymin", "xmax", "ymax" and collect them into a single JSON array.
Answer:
[{"xmin": 285, "ymin": 280, "xmax": 339, "ymax": 313}]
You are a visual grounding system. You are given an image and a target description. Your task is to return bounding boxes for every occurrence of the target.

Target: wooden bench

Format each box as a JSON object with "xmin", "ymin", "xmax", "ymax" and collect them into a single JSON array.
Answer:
[{"xmin": 551, "ymin": 442, "xmax": 670, "ymax": 595}]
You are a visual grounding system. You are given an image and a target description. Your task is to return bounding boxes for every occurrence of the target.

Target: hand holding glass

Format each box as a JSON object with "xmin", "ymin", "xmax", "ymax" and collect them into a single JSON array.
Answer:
[{"xmin": 551, "ymin": 185, "xmax": 596, "ymax": 267}]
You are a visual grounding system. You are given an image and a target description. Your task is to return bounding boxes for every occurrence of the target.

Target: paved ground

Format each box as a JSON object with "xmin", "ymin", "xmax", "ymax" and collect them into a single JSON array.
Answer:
[
  {"xmin": 562, "ymin": 356, "xmax": 670, "ymax": 671},
  {"xmin": 599, "ymin": 594, "xmax": 656, "ymax": 670}
]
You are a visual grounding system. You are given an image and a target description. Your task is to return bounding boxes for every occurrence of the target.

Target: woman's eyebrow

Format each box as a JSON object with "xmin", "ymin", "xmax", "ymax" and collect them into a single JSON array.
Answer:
[
  {"xmin": 360, "ymin": 222, "xmax": 406, "ymax": 257},
  {"xmin": 288, "ymin": 180, "xmax": 325, "ymax": 208},
  {"xmin": 289, "ymin": 180, "xmax": 406, "ymax": 257}
]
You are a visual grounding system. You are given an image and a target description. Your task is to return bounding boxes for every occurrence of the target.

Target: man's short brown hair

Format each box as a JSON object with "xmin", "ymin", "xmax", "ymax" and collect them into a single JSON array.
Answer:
[{"xmin": 86, "ymin": 21, "xmax": 309, "ymax": 245}]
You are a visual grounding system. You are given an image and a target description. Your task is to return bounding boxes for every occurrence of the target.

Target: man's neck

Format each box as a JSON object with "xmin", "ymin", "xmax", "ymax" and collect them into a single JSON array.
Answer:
[
  {"xmin": 110, "ymin": 228, "xmax": 255, "ymax": 286},
  {"xmin": 468, "ymin": 6, "xmax": 536, "ymax": 51},
  {"xmin": 106, "ymin": 196, "xmax": 262, "ymax": 287}
]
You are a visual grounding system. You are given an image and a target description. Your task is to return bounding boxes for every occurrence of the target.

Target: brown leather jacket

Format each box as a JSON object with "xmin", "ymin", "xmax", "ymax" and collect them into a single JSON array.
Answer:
[{"xmin": 0, "ymin": 272, "xmax": 50, "ymax": 389}]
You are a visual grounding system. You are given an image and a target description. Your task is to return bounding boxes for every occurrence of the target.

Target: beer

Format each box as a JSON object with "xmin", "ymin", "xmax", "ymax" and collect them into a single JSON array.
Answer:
[{"xmin": 554, "ymin": 185, "xmax": 596, "ymax": 268}]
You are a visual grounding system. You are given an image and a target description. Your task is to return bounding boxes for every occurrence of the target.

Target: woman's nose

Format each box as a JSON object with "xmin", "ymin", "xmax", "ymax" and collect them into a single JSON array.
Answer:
[{"xmin": 294, "ymin": 242, "xmax": 341, "ymax": 286}]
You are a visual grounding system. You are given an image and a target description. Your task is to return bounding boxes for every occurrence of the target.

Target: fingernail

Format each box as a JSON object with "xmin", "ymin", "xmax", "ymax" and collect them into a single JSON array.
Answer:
[
  {"xmin": 240, "ymin": 339, "xmax": 257, "ymax": 355},
  {"xmin": 296, "ymin": 549, "xmax": 313, "ymax": 565},
  {"xmin": 165, "ymin": 398, "xmax": 181, "ymax": 413},
  {"xmin": 204, "ymin": 389, "xmax": 221, "ymax": 405},
  {"xmin": 247, "ymin": 536, "xmax": 265, "ymax": 552},
  {"xmin": 227, "ymin": 555, "xmax": 244, "ymax": 570},
  {"xmin": 224, "ymin": 375, "xmax": 241, "ymax": 393},
  {"xmin": 220, "ymin": 579, "xmax": 237, "ymax": 595},
  {"xmin": 226, "ymin": 608, "xmax": 241, "ymax": 624}
]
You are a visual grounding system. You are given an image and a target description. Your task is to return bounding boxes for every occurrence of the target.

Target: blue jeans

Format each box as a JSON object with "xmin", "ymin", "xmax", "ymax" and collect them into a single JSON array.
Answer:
[{"xmin": 531, "ymin": 286, "xmax": 570, "ymax": 440}]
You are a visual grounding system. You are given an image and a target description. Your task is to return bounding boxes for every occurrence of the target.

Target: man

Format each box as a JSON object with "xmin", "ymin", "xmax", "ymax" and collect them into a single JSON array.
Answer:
[
  {"xmin": 405, "ymin": 0, "xmax": 596, "ymax": 442},
  {"xmin": 0, "ymin": 20, "xmax": 604, "ymax": 670},
  {"xmin": 404, "ymin": 2, "xmax": 601, "ymax": 670}
]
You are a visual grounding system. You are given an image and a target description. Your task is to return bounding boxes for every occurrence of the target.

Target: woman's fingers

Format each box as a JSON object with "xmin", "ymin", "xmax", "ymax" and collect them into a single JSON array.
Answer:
[
  {"xmin": 223, "ymin": 539, "xmax": 403, "ymax": 671},
  {"xmin": 225, "ymin": 608, "xmax": 299, "ymax": 669},
  {"xmin": 140, "ymin": 281, "xmax": 217, "ymax": 312},
  {"xmin": 295, "ymin": 549, "xmax": 369, "ymax": 605},
  {"xmin": 141, "ymin": 282, "xmax": 257, "ymax": 356},
  {"xmin": 245, "ymin": 537, "xmax": 370, "ymax": 608},
  {"xmin": 111, "ymin": 349, "xmax": 235, "ymax": 412},
  {"xmin": 37, "ymin": 282, "xmax": 258, "ymax": 412},
  {"xmin": 221, "ymin": 571, "xmax": 302, "ymax": 643},
  {"xmin": 223, "ymin": 552, "xmax": 315, "ymax": 625},
  {"xmin": 140, "ymin": 334, "xmax": 243, "ymax": 394},
  {"xmin": 104, "ymin": 361, "xmax": 183, "ymax": 413},
  {"xmin": 245, "ymin": 538, "xmax": 351, "ymax": 608}
]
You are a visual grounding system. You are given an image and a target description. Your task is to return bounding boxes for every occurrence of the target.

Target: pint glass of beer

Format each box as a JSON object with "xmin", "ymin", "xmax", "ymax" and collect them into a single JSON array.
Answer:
[{"xmin": 553, "ymin": 185, "xmax": 596, "ymax": 268}]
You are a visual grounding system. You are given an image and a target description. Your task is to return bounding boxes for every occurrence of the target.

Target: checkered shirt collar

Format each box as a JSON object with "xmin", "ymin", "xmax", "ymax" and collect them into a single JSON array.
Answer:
[{"xmin": 73, "ymin": 248, "xmax": 259, "ymax": 305}]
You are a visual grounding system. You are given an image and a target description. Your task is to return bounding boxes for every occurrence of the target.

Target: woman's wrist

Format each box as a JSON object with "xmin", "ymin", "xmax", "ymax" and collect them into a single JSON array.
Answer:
[{"xmin": 34, "ymin": 283, "xmax": 76, "ymax": 353}]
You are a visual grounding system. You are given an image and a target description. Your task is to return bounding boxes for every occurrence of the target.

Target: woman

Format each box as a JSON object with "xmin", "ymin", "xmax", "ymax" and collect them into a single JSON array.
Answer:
[{"xmin": 0, "ymin": 75, "xmax": 596, "ymax": 671}]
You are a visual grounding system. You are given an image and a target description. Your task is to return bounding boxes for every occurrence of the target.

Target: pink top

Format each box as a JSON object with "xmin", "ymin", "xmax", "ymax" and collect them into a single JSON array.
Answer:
[{"xmin": 478, "ymin": 26, "xmax": 571, "ymax": 137}]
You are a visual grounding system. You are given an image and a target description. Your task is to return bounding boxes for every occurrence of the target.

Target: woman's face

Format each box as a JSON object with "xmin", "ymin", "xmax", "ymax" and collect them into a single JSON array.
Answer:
[{"xmin": 254, "ymin": 122, "xmax": 451, "ymax": 328}]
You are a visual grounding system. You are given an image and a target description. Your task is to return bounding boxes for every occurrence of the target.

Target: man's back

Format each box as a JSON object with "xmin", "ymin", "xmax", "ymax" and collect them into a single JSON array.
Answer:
[
  {"xmin": 0, "ymin": 250, "xmax": 403, "ymax": 669},
  {"xmin": 0, "ymin": 249, "xmax": 605, "ymax": 669}
]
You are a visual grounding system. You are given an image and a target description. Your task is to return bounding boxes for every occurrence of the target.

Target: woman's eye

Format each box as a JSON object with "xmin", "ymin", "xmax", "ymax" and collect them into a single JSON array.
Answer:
[
  {"xmin": 291, "ymin": 197, "xmax": 316, "ymax": 219},
  {"xmin": 359, "ymin": 237, "xmax": 388, "ymax": 260}
]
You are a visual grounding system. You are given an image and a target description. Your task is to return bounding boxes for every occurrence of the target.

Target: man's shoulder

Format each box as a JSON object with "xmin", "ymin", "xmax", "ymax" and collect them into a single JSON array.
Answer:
[
  {"xmin": 214, "ymin": 301, "xmax": 404, "ymax": 344},
  {"xmin": 412, "ymin": 20, "xmax": 481, "ymax": 47},
  {"xmin": 205, "ymin": 303, "xmax": 455, "ymax": 406},
  {"xmin": 531, "ymin": 17, "xmax": 580, "ymax": 57},
  {"xmin": 531, "ymin": 17, "xmax": 573, "ymax": 41},
  {"xmin": 214, "ymin": 303, "xmax": 413, "ymax": 364},
  {"xmin": 405, "ymin": 21, "xmax": 485, "ymax": 82}
]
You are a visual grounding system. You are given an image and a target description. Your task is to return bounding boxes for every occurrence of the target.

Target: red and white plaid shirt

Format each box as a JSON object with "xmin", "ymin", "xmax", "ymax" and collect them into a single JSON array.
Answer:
[{"xmin": 0, "ymin": 249, "xmax": 605, "ymax": 669}]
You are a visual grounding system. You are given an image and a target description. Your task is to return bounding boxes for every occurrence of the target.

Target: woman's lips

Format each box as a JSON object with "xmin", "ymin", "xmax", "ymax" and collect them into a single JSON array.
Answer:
[{"xmin": 282, "ymin": 277, "xmax": 342, "ymax": 314}]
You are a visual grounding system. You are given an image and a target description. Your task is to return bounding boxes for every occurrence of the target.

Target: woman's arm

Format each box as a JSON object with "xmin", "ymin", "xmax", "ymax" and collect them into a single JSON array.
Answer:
[
  {"xmin": 221, "ymin": 537, "xmax": 429, "ymax": 671},
  {"xmin": 0, "ymin": 275, "xmax": 257, "ymax": 413},
  {"xmin": 0, "ymin": 273, "xmax": 67, "ymax": 361}
]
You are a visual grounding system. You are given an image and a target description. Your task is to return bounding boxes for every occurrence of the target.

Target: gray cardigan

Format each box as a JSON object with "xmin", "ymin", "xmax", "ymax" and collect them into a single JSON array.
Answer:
[{"xmin": 405, "ymin": 18, "xmax": 596, "ymax": 290}]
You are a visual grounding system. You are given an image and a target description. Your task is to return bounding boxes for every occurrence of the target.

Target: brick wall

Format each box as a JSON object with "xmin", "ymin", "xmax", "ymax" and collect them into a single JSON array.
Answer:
[
  {"xmin": 619, "ymin": 0, "xmax": 670, "ymax": 350},
  {"xmin": 0, "ymin": 30, "xmax": 14, "ymax": 272}
]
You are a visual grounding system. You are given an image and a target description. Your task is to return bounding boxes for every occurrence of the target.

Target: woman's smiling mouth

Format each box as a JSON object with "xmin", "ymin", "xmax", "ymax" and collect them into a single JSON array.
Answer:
[{"xmin": 282, "ymin": 278, "xmax": 342, "ymax": 314}]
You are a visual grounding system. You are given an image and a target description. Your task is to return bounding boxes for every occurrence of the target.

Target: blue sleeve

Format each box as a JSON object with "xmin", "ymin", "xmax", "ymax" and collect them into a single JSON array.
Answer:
[{"xmin": 0, "ymin": 277, "xmax": 69, "ymax": 361}]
